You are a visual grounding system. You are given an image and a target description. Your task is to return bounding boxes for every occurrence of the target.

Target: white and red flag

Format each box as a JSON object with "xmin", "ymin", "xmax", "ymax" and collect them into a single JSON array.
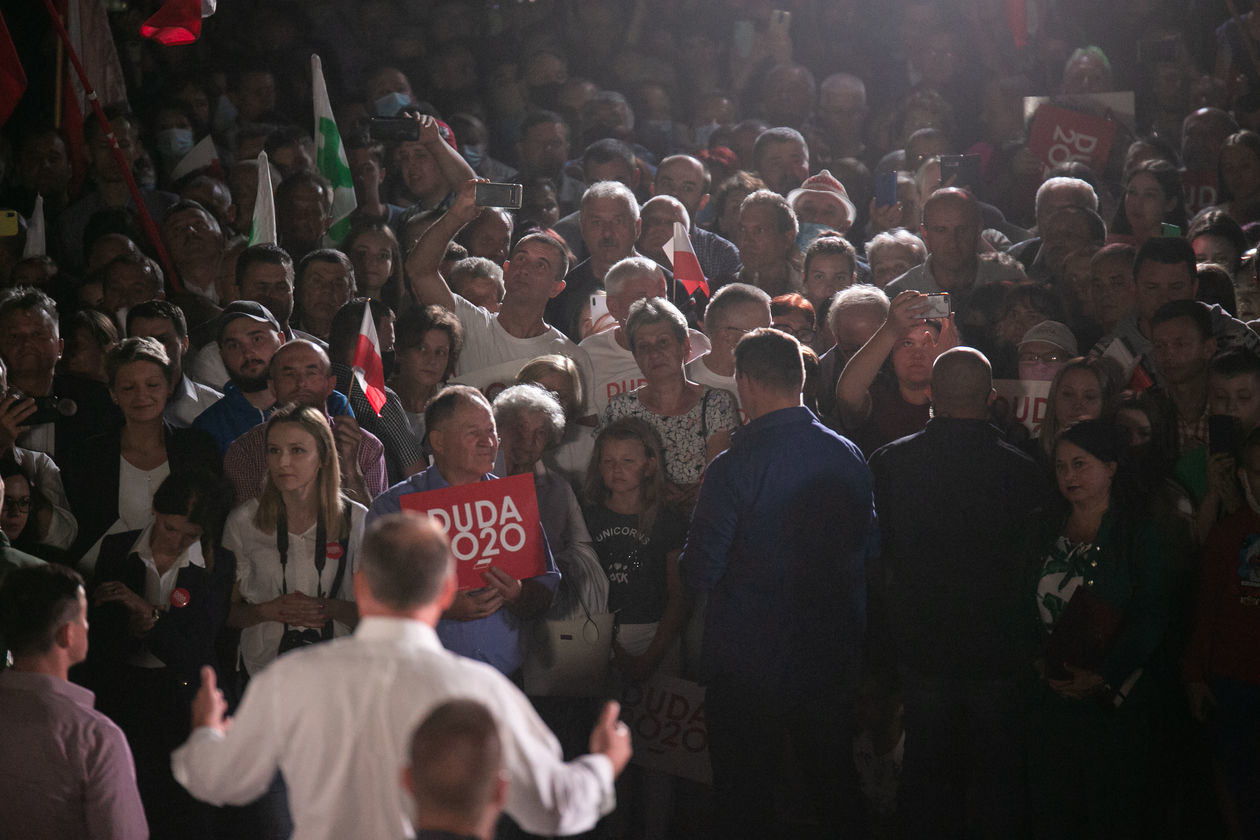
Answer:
[
  {"xmin": 661, "ymin": 222, "xmax": 709, "ymax": 297},
  {"xmin": 353, "ymin": 305, "xmax": 387, "ymax": 416}
]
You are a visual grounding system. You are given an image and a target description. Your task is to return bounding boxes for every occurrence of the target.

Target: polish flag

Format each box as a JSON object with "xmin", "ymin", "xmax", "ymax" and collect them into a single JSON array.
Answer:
[
  {"xmin": 661, "ymin": 222, "xmax": 709, "ymax": 297},
  {"xmin": 353, "ymin": 305, "xmax": 387, "ymax": 416},
  {"xmin": 140, "ymin": 0, "xmax": 216, "ymax": 45}
]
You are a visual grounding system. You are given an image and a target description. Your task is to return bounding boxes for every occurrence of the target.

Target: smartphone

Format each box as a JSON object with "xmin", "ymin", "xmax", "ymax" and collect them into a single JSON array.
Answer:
[
  {"xmin": 367, "ymin": 116, "xmax": 420, "ymax": 143},
  {"xmin": 920, "ymin": 293, "xmax": 951, "ymax": 319},
  {"xmin": 0, "ymin": 209, "xmax": 17, "ymax": 238},
  {"xmin": 1161, "ymin": 222, "xmax": 1183, "ymax": 237},
  {"xmin": 733, "ymin": 20, "xmax": 755, "ymax": 59},
  {"xmin": 474, "ymin": 182, "xmax": 524, "ymax": 209},
  {"xmin": 1209, "ymin": 414, "xmax": 1238, "ymax": 456},
  {"xmin": 939, "ymin": 154, "xmax": 981, "ymax": 191},
  {"xmin": 875, "ymin": 172, "xmax": 899, "ymax": 207}
]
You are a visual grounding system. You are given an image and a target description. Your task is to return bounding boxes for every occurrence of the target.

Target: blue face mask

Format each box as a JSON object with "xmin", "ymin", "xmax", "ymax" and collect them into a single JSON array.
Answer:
[
  {"xmin": 461, "ymin": 143, "xmax": 485, "ymax": 170},
  {"xmin": 374, "ymin": 91, "xmax": 412, "ymax": 117},
  {"xmin": 156, "ymin": 127, "xmax": 195, "ymax": 161},
  {"xmin": 796, "ymin": 221, "xmax": 837, "ymax": 252}
]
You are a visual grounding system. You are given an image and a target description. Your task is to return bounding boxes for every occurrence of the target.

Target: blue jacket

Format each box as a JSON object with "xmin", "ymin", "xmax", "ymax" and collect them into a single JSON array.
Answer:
[
  {"xmin": 682, "ymin": 406, "xmax": 877, "ymax": 696},
  {"xmin": 193, "ymin": 383, "xmax": 354, "ymax": 454}
]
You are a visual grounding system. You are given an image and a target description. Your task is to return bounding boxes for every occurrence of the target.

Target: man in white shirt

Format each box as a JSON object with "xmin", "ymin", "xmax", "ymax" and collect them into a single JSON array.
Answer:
[
  {"xmin": 172, "ymin": 512, "xmax": 631, "ymax": 840},
  {"xmin": 406, "ymin": 179, "xmax": 598, "ymax": 419}
]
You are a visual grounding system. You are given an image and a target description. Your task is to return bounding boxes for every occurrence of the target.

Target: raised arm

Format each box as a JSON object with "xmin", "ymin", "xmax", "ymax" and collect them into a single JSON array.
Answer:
[
  {"xmin": 404, "ymin": 178, "xmax": 482, "ymax": 310},
  {"xmin": 835, "ymin": 290, "xmax": 926, "ymax": 430},
  {"xmin": 412, "ymin": 113, "xmax": 478, "ymax": 197}
]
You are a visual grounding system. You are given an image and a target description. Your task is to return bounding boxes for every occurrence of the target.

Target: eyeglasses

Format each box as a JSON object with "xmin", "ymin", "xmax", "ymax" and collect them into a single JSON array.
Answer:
[
  {"xmin": 1019, "ymin": 351, "xmax": 1069, "ymax": 364},
  {"xmin": 773, "ymin": 324, "xmax": 816, "ymax": 344},
  {"xmin": 2, "ymin": 497, "xmax": 32, "ymax": 514}
]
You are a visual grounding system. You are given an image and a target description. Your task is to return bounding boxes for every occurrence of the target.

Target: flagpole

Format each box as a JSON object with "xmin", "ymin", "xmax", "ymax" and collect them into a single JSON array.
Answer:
[
  {"xmin": 53, "ymin": 26, "xmax": 63, "ymax": 128},
  {"xmin": 38, "ymin": 0, "xmax": 182, "ymax": 292}
]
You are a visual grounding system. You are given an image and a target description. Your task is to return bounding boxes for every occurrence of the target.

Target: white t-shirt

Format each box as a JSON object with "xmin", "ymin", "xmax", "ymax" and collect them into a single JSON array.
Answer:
[
  {"xmin": 451, "ymin": 295, "xmax": 598, "ymax": 416},
  {"xmin": 686, "ymin": 356, "xmax": 746, "ymax": 422},
  {"xmin": 578, "ymin": 329, "xmax": 646, "ymax": 417}
]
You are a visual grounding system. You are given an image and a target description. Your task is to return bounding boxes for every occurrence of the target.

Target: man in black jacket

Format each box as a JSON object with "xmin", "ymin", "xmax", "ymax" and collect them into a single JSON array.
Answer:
[{"xmin": 868, "ymin": 347, "xmax": 1051, "ymax": 840}]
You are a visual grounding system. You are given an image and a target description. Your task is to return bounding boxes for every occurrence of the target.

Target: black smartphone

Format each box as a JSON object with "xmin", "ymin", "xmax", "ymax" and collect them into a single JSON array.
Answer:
[
  {"xmin": 875, "ymin": 172, "xmax": 899, "ymax": 207},
  {"xmin": 939, "ymin": 154, "xmax": 981, "ymax": 191},
  {"xmin": 24, "ymin": 395, "xmax": 73, "ymax": 426},
  {"xmin": 367, "ymin": 117, "xmax": 420, "ymax": 143},
  {"xmin": 474, "ymin": 182, "xmax": 524, "ymax": 209},
  {"xmin": 1209, "ymin": 414, "xmax": 1238, "ymax": 456}
]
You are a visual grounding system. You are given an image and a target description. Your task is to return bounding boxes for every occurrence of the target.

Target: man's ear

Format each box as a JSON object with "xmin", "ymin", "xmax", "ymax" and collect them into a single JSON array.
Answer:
[
  {"xmin": 53, "ymin": 619, "xmax": 73, "ymax": 652},
  {"xmin": 492, "ymin": 770, "xmax": 509, "ymax": 809},
  {"xmin": 437, "ymin": 569, "xmax": 458, "ymax": 612},
  {"xmin": 547, "ymin": 279, "xmax": 566, "ymax": 300},
  {"xmin": 698, "ymin": 193, "xmax": 710, "ymax": 213}
]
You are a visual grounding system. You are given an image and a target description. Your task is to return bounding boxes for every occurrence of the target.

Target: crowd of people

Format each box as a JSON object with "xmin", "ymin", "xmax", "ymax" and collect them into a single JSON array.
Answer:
[{"xmin": 4, "ymin": 0, "xmax": 1260, "ymax": 837}]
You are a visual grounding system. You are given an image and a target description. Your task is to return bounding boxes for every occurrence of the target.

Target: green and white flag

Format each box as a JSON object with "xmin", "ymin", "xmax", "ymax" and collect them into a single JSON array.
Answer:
[
  {"xmin": 248, "ymin": 150, "xmax": 276, "ymax": 246},
  {"xmin": 311, "ymin": 53, "xmax": 356, "ymax": 245}
]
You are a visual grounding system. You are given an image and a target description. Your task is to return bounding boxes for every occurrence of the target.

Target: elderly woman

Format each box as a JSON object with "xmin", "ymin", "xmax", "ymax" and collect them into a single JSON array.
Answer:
[
  {"xmin": 492, "ymin": 384, "xmax": 606, "ymax": 620},
  {"xmin": 62, "ymin": 337, "xmax": 221, "ymax": 567},
  {"xmin": 865, "ymin": 228, "xmax": 927, "ymax": 289},
  {"xmin": 600, "ymin": 297, "xmax": 738, "ymax": 509},
  {"xmin": 517, "ymin": 354, "xmax": 595, "ymax": 490}
]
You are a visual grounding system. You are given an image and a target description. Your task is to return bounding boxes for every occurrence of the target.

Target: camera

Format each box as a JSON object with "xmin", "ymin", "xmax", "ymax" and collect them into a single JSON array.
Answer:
[{"xmin": 278, "ymin": 626, "xmax": 325, "ymax": 654}]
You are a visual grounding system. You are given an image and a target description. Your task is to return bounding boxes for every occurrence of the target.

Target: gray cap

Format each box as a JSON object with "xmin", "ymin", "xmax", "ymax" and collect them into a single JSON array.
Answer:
[
  {"xmin": 216, "ymin": 300, "xmax": 281, "ymax": 343},
  {"xmin": 1018, "ymin": 320, "xmax": 1078, "ymax": 355}
]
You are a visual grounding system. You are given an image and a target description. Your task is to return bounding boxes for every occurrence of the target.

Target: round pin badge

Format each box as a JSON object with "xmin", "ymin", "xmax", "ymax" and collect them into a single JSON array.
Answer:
[
  {"xmin": 170, "ymin": 588, "xmax": 191, "ymax": 608},
  {"xmin": 326, "ymin": 542, "xmax": 344, "ymax": 561}
]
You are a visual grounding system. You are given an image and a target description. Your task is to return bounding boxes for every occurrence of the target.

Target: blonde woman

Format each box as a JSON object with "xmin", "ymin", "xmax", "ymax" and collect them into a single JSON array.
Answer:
[{"xmin": 225, "ymin": 404, "xmax": 365, "ymax": 677}]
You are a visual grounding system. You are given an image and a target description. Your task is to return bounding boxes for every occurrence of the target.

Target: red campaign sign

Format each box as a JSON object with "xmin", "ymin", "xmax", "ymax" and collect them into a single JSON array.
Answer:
[
  {"xmin": 1026, "ymin": 104, "xmax": 1117, "ymax": 179},
  {"xmin": 620, "ymin": 673, "xmax": 711, "ymax": 784},
  {"xmin": 399, "ymin": 473, "xmax": 546, "ymax": 590},
  {"xmin": 1182, "ymin": 169, "xmax": 1219, "ymax": 217}
]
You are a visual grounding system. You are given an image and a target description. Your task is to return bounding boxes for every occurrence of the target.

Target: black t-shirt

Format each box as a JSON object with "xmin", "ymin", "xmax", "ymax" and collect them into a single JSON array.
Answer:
[{"xmin": 583, "ymin": 504, "xmax": 688, "ymax": 625}]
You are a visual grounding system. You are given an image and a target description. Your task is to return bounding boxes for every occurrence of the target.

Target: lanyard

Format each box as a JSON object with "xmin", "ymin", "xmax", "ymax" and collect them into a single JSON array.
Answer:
[{"xmin": 276, "ymin": 506, "xmax": 328, "ymax": 597}]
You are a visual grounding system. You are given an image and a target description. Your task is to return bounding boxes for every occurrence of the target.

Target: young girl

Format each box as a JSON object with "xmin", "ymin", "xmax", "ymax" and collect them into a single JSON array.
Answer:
[{"xmin": 583, "ymin": 417, "xmax": 689, "ymax": 683}]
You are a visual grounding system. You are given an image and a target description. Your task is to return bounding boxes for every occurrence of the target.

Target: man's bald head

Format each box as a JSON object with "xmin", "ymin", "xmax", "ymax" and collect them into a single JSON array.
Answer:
[{"xmin": 930, "ymin": 347, "xmax": 993, "ymax": 418}]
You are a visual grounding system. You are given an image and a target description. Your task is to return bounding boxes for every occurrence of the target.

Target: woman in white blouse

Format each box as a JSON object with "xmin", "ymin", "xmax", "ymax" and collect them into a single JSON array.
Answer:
[{"xmin": 225, "ymin": 404, "xmax": 365, "ymax": 677}]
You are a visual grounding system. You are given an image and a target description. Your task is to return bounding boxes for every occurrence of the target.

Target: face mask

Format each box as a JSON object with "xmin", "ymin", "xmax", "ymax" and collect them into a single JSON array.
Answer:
[
  {"xmin": 157, "ymin": 127, "xmax": 195, "ymax": 161},
  {"xmin": 461, "ymin": 143, "xmax": 485, "ymax": 170},
  {"xmin": 374, "ymin": 91, "xmax": 412, "ymax": 117},
  {"xmin": 795, "ymin": 221, "xmax": 835, "ymax": 252},
  {"xmin": 1019, "ymin": 360, "xmax": 1064, "ymax": 381}
]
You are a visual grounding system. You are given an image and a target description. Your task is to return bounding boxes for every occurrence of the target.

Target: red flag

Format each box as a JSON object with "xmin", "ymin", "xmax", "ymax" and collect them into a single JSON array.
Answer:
[
  {"xmin": 0, "ymin": 12, "xmax": 27, "ymax": 127},
  {"xmin": 140, "ymin": 0, "xmax": 203, "ymax": 45},
  {"xmin": 353, "ymin": 305, "xmax": 387, "ymax": 416},
  {"xmin": 661, "ymin": 222, "xmax": 709, "ymax": 297}
]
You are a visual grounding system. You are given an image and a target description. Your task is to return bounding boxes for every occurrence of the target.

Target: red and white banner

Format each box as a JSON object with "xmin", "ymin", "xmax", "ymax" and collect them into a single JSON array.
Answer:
[
  {"xmin": 1026, "ymin": 104, "xmax": 1117, "ymax": 180},
  {"xmin": 994, "ymin": 379, "xmax": 1051, "ymax": 437},
  {"xmin": 400, "ymin": 473, "xmax": 546, "ymax": 590}
]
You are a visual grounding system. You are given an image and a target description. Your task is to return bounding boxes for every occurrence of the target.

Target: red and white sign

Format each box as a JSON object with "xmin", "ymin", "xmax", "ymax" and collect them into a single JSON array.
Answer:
[
  {"xmin": 400, "ymin": 473, "xmax": 546, "ymax": 590},
  {"xmin": 1026, "ymin": 104, "xmax": 1117, "ymax": 180},
  {"xmin": 1182, "ymin": 169, "xmax": 1219, "ymax": 217},
  {"xmin": 994, "ymin": 379, "xmax": 1052, "ymax": 437},
  {"xmin": 620, "ymin": 673, "xmax": 711, "ymax": 784}
]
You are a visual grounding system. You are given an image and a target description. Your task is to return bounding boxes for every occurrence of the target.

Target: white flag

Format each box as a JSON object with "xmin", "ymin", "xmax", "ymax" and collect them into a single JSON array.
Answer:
[
  {"xmin": 249, "ymin": 151, "xmax": 276, "ymax": 246},
  {"xmin": 311, "ymin": 54, "xmax": 356, "ymax": 245},
  {"xmin": 23, "ymin": 194, "xmax": 46, "ymax": 258},
  {"xmin": 170, "ymin": 134, "xmax": 219, "ymax": 181}
]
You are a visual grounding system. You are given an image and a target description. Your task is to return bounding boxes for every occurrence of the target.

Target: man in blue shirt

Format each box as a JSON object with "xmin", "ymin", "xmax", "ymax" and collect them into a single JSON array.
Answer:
[
  {"xmin": 368, "ymin": 386, "xmax": 558, "ymax": 676},
  {"xmin": 681, "ymin": 328, "xmax": 877, "ymax": 839}
]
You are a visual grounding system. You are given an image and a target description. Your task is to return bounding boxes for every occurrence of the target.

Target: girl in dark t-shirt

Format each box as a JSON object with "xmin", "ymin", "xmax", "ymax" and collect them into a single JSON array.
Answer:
[{"xmin": 582, "ymin": 418, "xmax": 689, "ymax": 683}]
